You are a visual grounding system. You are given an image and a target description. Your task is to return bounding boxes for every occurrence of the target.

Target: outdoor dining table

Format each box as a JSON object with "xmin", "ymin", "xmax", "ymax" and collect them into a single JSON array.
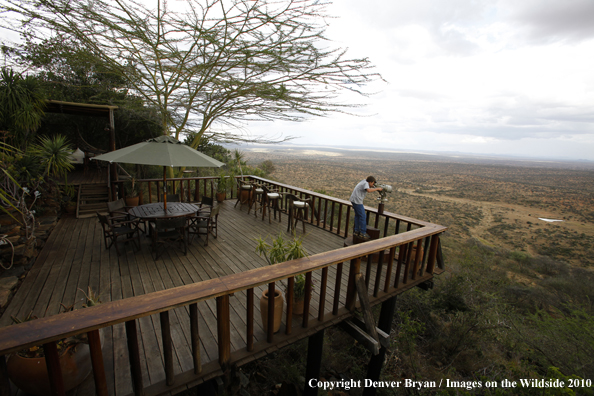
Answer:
[{"xmin": 128, "ymin": 202, "xmax": 200, "ymax": 220}]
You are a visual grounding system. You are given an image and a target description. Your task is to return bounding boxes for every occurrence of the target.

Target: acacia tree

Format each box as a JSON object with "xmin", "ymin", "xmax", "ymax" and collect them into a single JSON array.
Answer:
[{"xmin": 0, "ymin": 0, "xmax": 380, "ymax": 148}]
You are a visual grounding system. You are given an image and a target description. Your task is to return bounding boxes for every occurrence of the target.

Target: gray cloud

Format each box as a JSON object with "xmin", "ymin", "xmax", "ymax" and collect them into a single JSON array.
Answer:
[{"xmin": 504, "ymin": 0, "xmax": 594, "ymax": 44}]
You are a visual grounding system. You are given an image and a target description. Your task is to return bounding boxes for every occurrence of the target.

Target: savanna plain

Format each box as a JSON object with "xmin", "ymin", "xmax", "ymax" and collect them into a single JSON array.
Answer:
[{"xmin": 218, "ymin": 146, "xmax": 594, "ymax": 396}]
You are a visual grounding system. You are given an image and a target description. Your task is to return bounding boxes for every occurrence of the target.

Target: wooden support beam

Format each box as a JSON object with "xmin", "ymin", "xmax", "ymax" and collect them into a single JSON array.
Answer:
[
  {"xmin": 304, "ymin": 329, "xmax": 325, "ymax": 396},
  {"xmin": 363, "ymin": 296, "xmax": 398, "ymax": 396},
  {"xmin": 355, "ymin": 274, "xmax": 380, "ymax": 347},
  {"xmin": 340, "ymin": 320, "xmax": 380, "ymax": 355},
  {"xmin": 349, "ymin": 317, "xmax": 390, "ymax": 349},
  {"xmin": 0, "ymin": 355, "xmax": 9, "ymax": 396}
]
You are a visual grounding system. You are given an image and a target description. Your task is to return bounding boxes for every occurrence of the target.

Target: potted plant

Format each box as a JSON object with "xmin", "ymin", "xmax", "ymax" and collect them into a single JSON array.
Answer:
[
  {"xmin": 255, "ymin": 233, "xmax": 308, "ymax": 331},
  {"xmin": 62, "ymin": 186, "xmax": 78, "ymax": 215},
  {"xmin": 215, "ymin": 172, "xmax": 232, "ymax": 202},
  {"xmin": 124, "ymin": 177, "xmax": 139, "ymax": 206},
  {"xmin": 291, "ymin": 273, "xmax": 313, "ymax": 315},
  {"xmin": 7, "ymin": 287, "xmax": 103, "ymax": 396}
]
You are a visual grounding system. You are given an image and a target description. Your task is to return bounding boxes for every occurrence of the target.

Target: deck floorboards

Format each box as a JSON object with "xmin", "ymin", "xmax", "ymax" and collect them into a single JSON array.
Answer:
[{"xmin": 1, "ymin": 200, "xmax": 357, "ymax": 395}]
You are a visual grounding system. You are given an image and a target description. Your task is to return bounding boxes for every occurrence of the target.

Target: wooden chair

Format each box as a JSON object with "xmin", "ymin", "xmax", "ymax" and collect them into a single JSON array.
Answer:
[
  {"xmin": 187, "ymin": 205, "xmax": 220, "ymax": 246},
  {"xmin": 166, "ymin": 193, "xmax": 180, "ymax": 202},
  {"xmin": 107, "ymin": 198, "xmax": 146, "ymax": 233},
  {"xmin": 199, "ymin": 195, "xmax": 214, "ymax": 211},
  {"xmin": 97, "ymin": 212, "xmax": 141, "ymax": 256},
  {"xmin": 106, "ymin": 198, "xmax": 129, "ymax": 219},
  {"xmin": 151, "ymin": 216, "xmax": 188, "ymax": 259}
]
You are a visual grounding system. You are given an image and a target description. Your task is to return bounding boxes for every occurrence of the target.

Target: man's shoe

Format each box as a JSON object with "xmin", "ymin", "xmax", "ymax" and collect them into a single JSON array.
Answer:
[{"xmin": 361, "ymin": 233, "xmax": 371, "ymax": 240}]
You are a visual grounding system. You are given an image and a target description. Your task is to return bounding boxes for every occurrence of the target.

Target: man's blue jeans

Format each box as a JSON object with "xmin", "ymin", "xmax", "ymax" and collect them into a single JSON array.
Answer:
[{"xmin": 351, "ymin": 202, "xmax": 366, "ymax": 235}]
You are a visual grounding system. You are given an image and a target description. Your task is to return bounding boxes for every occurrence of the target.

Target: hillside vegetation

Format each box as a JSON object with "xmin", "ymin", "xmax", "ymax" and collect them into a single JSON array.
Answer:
[{"xmin": 233, "ymin": 147, "xmax": 594, "ymax": 396}]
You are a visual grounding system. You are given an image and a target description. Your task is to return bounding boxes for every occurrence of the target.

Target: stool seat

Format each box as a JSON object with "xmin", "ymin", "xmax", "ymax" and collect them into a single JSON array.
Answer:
[
  {"xmin": 293, "ymin": 201, "xmax": 308, "ymax": 208},
  {"xmin": 267, "ymin": 193, "xmax": 280, "ymax": 199}
]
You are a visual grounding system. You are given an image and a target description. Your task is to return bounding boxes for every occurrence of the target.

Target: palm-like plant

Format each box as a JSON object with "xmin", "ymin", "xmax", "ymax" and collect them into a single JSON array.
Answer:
[
  {"xmin": 30, "ymin": 135, "xmax": 74, "ymax": 180},
  {"xmin": 255, "ymin": 232, "xmax": 308, "ymax": 266}
]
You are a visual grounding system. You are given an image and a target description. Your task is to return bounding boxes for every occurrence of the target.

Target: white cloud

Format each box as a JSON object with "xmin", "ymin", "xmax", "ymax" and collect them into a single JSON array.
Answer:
[{"xmin": 262, "ymin": 0, "xmax": 594, "ymax": 160}]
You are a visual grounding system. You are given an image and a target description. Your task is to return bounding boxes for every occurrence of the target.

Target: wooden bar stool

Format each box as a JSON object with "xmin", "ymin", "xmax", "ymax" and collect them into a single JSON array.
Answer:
[
  {"xmin": 235, "ymin": 180, "xmax": 253, "ymax": 211},
  {"xmin": 259, "ymin": 185, "xmax": 281, "ymax": 223},
  {"xmin": 250, "ymin": 184, "xmax": 264, "ymax": 216}
]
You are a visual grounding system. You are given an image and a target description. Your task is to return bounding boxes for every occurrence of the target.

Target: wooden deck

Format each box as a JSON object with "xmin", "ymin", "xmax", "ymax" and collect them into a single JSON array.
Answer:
[{"xmin": 1, "ymin": 201, "xmax": 352, "ymax": 395}]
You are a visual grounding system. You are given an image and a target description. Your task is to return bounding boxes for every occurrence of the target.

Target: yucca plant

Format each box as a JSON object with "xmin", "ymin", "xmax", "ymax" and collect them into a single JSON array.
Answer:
[
  {"xmin": 30, "ymin": 134, "xmax": 74, "ymax": 180},
  {"xmin": 255, "ymin": 232, "xmax": 308, "ymax": 265}
]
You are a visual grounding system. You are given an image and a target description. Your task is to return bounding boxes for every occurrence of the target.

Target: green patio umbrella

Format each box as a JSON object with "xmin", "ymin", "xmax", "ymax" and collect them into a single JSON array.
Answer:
[{"xmin": 92, "ymin": 135, "xmax": 224, "ymax": 210}]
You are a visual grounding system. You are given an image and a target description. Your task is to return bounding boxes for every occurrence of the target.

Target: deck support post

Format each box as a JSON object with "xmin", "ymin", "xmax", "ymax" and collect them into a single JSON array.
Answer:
[
  {"xmin": 362, "ymin": 296, "xmax": 397, "ymax": 396},
  {"xmin": 0, "ymin": 356, "xmax": 9, "ymax": 396},
  {"xmin": 304, "ymin": 329, "xmax": 325, "ymax": 396}
]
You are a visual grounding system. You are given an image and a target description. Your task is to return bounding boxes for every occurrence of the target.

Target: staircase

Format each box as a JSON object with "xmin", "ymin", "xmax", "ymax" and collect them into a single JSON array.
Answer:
[{"xmin": 76, "ymin": 184, "xmax": 110, "ymax": 218}]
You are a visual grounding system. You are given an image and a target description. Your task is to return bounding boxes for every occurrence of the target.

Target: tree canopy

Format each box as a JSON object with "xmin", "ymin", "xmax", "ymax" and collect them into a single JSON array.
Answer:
[{"xmin": 0, "ymin": 0, "xmax": 381, "ymax": 148}]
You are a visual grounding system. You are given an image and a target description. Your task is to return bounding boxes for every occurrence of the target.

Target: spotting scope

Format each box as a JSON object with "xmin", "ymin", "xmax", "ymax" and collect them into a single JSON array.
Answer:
[{"xmin": 376, "ymin": 182, "xmax": 393, "ymax": 202}]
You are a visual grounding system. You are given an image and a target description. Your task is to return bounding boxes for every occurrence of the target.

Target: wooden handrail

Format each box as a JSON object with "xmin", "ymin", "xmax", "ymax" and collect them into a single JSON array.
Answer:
[{"xmin": 0, "ymin": 224, "xmax": 444, "ymax": 356}]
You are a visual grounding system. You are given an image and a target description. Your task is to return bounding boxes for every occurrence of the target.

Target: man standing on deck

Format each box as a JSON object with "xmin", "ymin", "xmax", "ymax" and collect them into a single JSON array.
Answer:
[{"xmin": 350, "ymin": 176, "xmax": 383, "ymax": 239}]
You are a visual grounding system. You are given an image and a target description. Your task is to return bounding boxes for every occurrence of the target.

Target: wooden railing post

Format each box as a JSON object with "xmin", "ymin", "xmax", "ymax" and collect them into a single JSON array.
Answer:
[
  {"xmin": 160, "ymin": 311, "xmax": 174, "ymax": 386},
  {"xmin": 88, "ymin": 329, "xmax": 109, "ymax": 396},
  {"xmin": 246, "ymin": 289, "xmax": 254, "ymax": 351},
  {"xmin": 125, "ymin": 320, "xmax": 145, "ymax": 396},
  {"xmin": 332, "ymin": 262, "xmax": 343, "ymax": 315},
  {"xmin": 267, "ymin": 283, "xmax": 276, "ymax": 342},
  {"xmin": 190, "ymin": 303, "xmax": 202, "ymax": 374},
  {"xmin": 302, "ymin": 272, "xmax": 313, "ymax": 328},
  {"xmin": 426, "ymin": 234, "xmax": 440, "ymax": 274},
  {"xmin": 43, "ymin": 341, "xmax": 65, "ymax": 396},
  {"xmin": 216, "ymin": 295, "xmax": 231, "ymax": 369},
  {"xmin": 318, "ymin": 267, "xmax": 328, "ymax": 321},
  {"xmin": 346, "ymin": 258, "xmax": 361, "ymax": 311},
  {"xmin": 286, "ymin": 278, "xmax": 294, "ymax": 335},
  {"xmin": 384, "ymin": 247, "xmax": 396, "ymax": 293}
]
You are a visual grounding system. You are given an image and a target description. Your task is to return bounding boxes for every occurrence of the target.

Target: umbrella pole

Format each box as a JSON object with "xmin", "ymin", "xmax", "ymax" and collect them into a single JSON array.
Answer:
[{"xmin": 163, "ymin": 167, "xmax": 168, "ymax": 211}]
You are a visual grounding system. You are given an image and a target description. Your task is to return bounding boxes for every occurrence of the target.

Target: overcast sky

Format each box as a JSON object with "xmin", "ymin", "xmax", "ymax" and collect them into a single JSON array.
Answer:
[{"xmin": 247, "ymin": 0, "xmax": 594, "ymax": 161}]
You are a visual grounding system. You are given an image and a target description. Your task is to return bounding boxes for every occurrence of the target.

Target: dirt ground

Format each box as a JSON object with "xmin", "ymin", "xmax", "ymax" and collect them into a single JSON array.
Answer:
[{"xmin": 242, "ymin": 145, "xmax": 594, "ymax": 267}]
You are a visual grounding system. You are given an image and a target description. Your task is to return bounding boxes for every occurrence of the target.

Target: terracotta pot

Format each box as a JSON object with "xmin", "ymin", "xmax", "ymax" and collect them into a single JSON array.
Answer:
[
  {"xmin": 215, "ymin": 192, "xmax": 226, "ymax": 202},
  {"xmin": 409, "ymin": 245, "xmax": 424, "ymax": 263},
  {"xmin": 65, "ymin": 203, "xmax": 76, "ymax": 214},
  {"xmin": 7, "ymin": 330, "xmax": 105, "ymax": 396},
  {"xmin": 286, "ymin": 292, "xmax": 311, "ymax": 316},
  {"xmin": 125, "ymin": 196, "xmax": 139, "ymax": 207},
  {"xmin": 260, "ymin": 290, "xmax": 284, "ymax": 333}
]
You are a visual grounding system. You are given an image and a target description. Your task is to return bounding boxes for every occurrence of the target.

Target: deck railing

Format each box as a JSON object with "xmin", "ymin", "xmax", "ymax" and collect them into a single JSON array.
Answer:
[
  {"xmin": 0, "ymin": 177, "xmax": 446, "ymax": 396},
  {"xmin": 118, "ymin": 175, "xmax": 433, "ymax": 240}
]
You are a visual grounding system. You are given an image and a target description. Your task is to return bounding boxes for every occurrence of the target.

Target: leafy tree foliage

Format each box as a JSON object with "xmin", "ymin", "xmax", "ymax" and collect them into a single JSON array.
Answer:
[
  {"xmin": 0, "ymin": 0, "xmax": 381, "ymax": 148},
  {"xmin": 0, "ymin": 68, "xmax": 46, "ymax": 148},
  {"xmin": 9, "ymin": 37, "xmax": 164, "ymax": 151}
]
